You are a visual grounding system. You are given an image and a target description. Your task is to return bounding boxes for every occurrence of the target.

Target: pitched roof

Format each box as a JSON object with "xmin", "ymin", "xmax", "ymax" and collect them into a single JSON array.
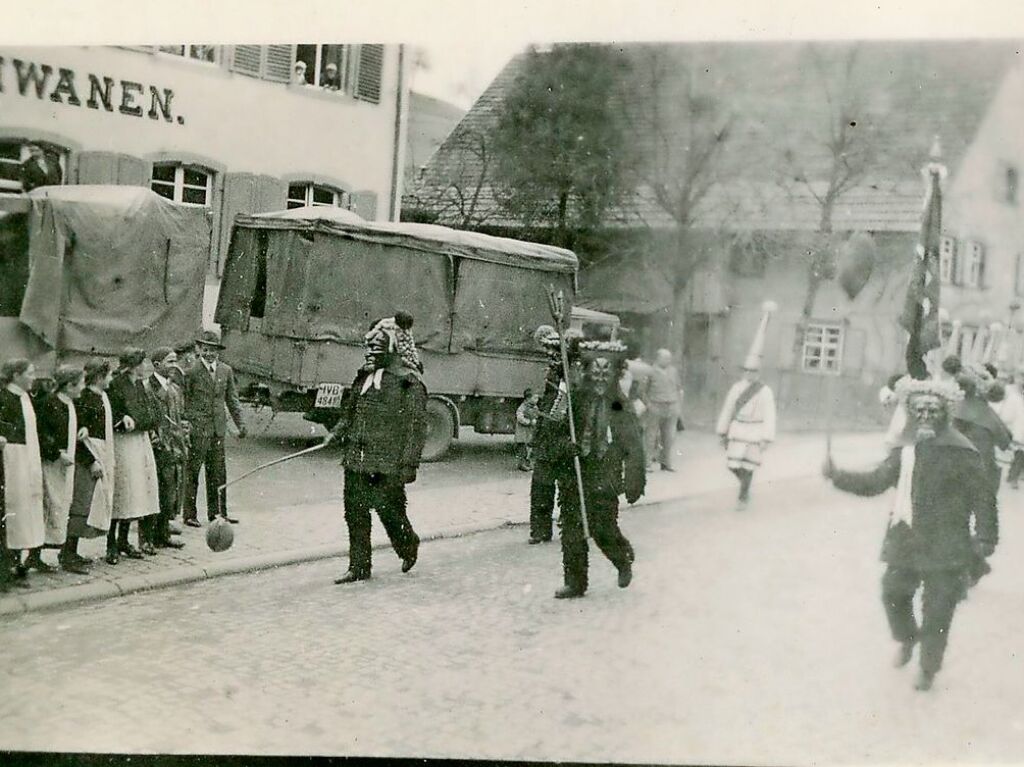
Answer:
[{"xmin": 408, "ymin": 40, "xmax": 1021, "ymax": 233}]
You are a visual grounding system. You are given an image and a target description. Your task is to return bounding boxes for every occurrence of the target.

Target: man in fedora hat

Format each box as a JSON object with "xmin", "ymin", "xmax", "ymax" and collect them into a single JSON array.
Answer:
[{"xmin": 183, "ymin": 330, "xmax": 246, "ymax": 526}]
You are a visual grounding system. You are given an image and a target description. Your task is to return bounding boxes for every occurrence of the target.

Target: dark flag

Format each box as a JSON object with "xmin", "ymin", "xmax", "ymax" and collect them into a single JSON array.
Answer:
[{"xmin": 900, "ymin": 162, "xmax": 943, "ymax": 380}]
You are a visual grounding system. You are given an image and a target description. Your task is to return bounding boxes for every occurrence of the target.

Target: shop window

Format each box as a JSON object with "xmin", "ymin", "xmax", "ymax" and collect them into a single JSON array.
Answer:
[
  {"xmin": 962, "ymin": 241, "xmax": 985, "ymax": 289},
  {"xmin": 294, "ymin": 45, "xmax": 350, "ymax": 90},
  {"xmin": 939, "ymin": 235, "xmax": 957, "ymax": 285},
  {"xmin": 151, "ymin": 163, "xmax": 213, "ymax": 206},
  {"xmin": 801, "ymin": 323, "xmax": 844, "ymax": 375},
  {"xmin": 286, "ymin": 182, "xmax": 351, "ymax": 209},
  {"xmin": 157, "ymin": 45, "xmax": 219, "ymax": 64},
  {"xmin": 0, "ymin": 140, "xmax": 67, "ymax": 195}
]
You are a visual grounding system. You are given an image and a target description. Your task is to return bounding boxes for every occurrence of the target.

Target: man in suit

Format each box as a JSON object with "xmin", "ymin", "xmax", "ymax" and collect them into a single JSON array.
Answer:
[{"xmin": 183, "ymin": 330, "xmax": 246, "ymax": 526}]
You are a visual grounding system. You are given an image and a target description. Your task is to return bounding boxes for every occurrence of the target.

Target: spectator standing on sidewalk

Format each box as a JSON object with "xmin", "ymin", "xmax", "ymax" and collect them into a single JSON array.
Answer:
[
  {"xmin": 325, "ymin": 313, "xmax": 428, "ymax": 584},
  {"xmin": 515, "ymin": 388, "xmax": 540, "ymax": 471},
  {"xmin": 146, "ymin": 348, "xmax": 187, "ymax": 550},
  {"xmin": 643, "ymin": 349, "xmax": 683, "ymax": 472}
]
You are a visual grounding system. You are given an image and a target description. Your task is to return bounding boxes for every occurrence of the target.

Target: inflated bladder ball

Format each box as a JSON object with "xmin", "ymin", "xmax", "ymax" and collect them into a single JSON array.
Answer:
[{"xmin": 206, "ymin": 517, "xmax": 235, "ymax": 552}]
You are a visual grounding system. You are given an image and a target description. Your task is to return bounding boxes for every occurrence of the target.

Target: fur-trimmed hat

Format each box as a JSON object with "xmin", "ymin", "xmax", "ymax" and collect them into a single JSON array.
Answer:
[{"xmin": 894, "ymin": 376, "xmax": 964, "ymax": 405}]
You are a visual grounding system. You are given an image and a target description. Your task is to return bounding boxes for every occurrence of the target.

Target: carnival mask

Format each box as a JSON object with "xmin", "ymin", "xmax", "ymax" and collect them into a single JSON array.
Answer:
[
  {"xmin": 907, "ymin": 393, "xmax": 947, "ymax": 442},
  {"xmin": 585, "ymin": 356, "xmax": 615, "ymax": 394}
]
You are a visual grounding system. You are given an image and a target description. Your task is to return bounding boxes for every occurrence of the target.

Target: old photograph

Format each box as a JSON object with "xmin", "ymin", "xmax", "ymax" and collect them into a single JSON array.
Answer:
[{"xmin": 2, "ymin": 0, "xmax": 1024, "ymax": 763}]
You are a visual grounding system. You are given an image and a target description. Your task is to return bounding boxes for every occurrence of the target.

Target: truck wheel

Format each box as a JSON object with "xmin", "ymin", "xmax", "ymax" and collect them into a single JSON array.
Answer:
[{"xmin": 422, "ymin": 399, "xmax": 455, "ymax": 462}]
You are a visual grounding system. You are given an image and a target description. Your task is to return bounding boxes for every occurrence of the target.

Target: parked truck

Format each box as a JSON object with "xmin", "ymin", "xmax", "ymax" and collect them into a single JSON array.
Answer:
[
  {"xmin": 0, "ymin": 185, "xmax": 210, "ymax": 370},
  {"xmin": 215, "ymin": 207, "xmax": 618, "ymax": 460}
]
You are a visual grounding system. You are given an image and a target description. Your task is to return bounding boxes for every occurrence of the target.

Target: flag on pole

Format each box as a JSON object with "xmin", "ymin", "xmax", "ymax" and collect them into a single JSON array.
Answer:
[{"xmin": 900, "ymin": 149, "xmax": 944, "ymax": 380}]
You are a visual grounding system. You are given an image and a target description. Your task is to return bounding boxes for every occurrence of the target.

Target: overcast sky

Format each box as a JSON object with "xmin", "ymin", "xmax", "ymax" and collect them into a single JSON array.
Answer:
[{"xmin": 408, "ymin": 39, "xmax": 533, "ymax": 110}]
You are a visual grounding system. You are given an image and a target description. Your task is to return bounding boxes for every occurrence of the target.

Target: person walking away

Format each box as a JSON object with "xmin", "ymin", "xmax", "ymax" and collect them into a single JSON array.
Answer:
[
  {"xmin": 67, "ymin": 359, "xmax": 115, "ymax": 565},
  {"xmin": 643, "ymin": 349, "xmax": 682, "ymax": 471},
  {"xmin": 36, "ymin": 365, "xmax": 89, "ymax": 574},
  {"xmin": 552, "ymin": 339, "xmax": 644, "ymax": 599},
  {"xmin": 107, "ymin": 348, "xmax": 162, "ymax": 560},
  {"xmin": 515, "ymin": 388, "xmax": 540, "ymax": 471},
  {"xmin": 325, "ymin": 314, "xmax": 428, "ymax": 584},
  {"xmin": 823, "ymin": 378, "xmax": 995, "ymax": 691},
  {"xmin": 716, "ymin": 301, "xmax": 777, "ymax": 510},
  {"xmin": 147, "ymin": 348, "xmax": 187, "ymax": 549},
  {"xmin": 183, "ymin": 330, "xmax": 246, "ymax": 526},
  {"xmin": 0, "ymin": 359, "xmax": 45, "ymax": 583}
]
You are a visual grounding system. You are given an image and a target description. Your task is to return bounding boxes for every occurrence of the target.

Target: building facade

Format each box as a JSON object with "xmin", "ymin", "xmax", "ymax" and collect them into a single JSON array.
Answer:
[{"xmin": 0, "ymin": 44, "xmax": 410, "ymax": 278}]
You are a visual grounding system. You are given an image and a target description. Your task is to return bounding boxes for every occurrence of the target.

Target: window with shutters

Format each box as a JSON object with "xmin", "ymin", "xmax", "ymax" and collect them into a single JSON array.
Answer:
[
  {"xmin": 286, "ymin": 182, "xmax": 351, "ymax": 209},
  {"xmin": 0, "ymin": 140, "xmax": 67, "ymax": 195},
  {"xmin": 150, "ymin": 163, "xmax": 213, "ymax": 206},
  {"xmin": 229, "ymin": 45, "xmax": 295, "ymax": 83},
  {"xmin": 801, "ymin": 323, "xmax": 844, "ymax": 375},
  {"xmin": 354, "ymin": 44, "xmax": 384, "ymax": 104},
  {"xmin": 939, "ymin": 235, "xmax": 957, "ymax": 285},
  {"xmin": 156, "ymin": 45, "xmax": 220, "ymax": 65},
  {"xmin": 962, "ymin": 241, "xmax": 985, "ymax": 288},
  {"xmin": 294, "ymin": 44, "xmax": 351, "ymax": 91}
]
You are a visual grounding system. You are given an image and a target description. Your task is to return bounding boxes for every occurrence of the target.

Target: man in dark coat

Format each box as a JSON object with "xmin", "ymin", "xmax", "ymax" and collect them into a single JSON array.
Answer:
[
  {"xmin": 527, "ymin": 326, "xmax": 569, "ymax": 545},
  {"xmin": 551, "ymin": 339, "xmax": 645, "ymax": 599},
  {"xmin": 183, "ymin": 330, "xmax": 246, "ymax": 526},
  {"xmin": 324, "ymin": 314, "xmax": 428, "ymax": 584},
  {"xmin": 823, "ymin": 378, "xmax": 997, "ymax": 691}
]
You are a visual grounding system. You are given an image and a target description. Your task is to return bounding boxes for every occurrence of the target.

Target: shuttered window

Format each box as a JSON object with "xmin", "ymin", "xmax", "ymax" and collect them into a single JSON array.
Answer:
[
  {"xmin": 354, "ymin": 44, "xmax": 384, "ymax": 104},
  {"xmin": 151, "ymin": 163, "xmax": 213, "ymax": 206},
  {"xmin": 229, "ymin": 45, "xmax": 296, "ymax": 83}
]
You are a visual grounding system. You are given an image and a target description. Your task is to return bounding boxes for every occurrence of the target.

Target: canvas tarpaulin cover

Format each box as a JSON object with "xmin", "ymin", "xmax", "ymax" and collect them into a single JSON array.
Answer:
[
  {"xmin": 218, "ymin": 215, "xmax": 578, "ymax": 354},
  {"xmin": 19, "ymin": 186, "xmax": 210, "ymax": 355}
]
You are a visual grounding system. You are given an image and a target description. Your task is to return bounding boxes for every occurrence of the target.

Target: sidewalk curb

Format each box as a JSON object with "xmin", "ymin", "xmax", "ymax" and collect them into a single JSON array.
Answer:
[{"xmin": 0, "ymin": 473, "xmax": 823, "ymax": 619}]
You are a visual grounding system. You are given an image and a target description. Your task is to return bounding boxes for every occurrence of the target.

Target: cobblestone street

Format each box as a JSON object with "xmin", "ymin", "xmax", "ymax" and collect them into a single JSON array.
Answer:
[{"xmin": 2, "ymin": 472, "xmax": 1023, "ymax": 763}]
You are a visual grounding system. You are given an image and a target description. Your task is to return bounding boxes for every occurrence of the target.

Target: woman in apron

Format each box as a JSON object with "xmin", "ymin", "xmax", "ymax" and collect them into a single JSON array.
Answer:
[
  {"xmin": 69, "ymin": 358, "xmax": 116, "ymax": 564},
  {"xmin": 0, "ymin": 358, "xmax": 46, "ymax": 581},
  {"xmin": 36, "ymin": 365, "xmax": 88, "ymax": 574},
  {"xmin": 107, "ymin": 348, "xmax": 161, "ymax": 560}
]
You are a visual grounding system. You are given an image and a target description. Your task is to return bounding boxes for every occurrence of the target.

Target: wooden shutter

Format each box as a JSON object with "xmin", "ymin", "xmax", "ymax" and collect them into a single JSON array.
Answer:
[
  {"xmin": 350, "ymin": 190, "xmax": 378, "ymax": 220},
  {"xmin": 116, "ymin": 155, "xmax": 152, "ymax": 187},
  {"xmin": 230, "ymin": 45, "xmax": 263, "ymax": 77},
  {"xmin": 75, "ymin": 151, "xmax": 120, "ymax": 184},
  {"xmin": 254, "ymin": 175, "xmax": 287, "ymax": 213},
  {"xmin": 354, "ymin": 44, "xmax": 384, "ymax": 104},
  {"xmin": 218, "ymin": 173, "xmax": 260, "ymax": 274},
  {"xmin": 263, "ymin": 45, "xmax": 295, "ymax": 83}
]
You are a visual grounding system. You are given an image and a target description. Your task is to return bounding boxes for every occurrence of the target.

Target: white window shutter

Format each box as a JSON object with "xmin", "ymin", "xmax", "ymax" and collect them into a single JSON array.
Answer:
[
  {"xmin": 263, "ymin": 45, "xmax": 295, "ymax": 83},
  {"xmin": 354, "ymin": 44, "xmax": 384, "ymax": 104},
  {"xmin": 230, "ymin": 45, "xmax": 263, "ymax": 77}
]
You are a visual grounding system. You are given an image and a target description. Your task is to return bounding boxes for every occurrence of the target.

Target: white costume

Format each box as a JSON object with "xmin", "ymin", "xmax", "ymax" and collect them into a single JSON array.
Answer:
[{"xmin": 717, "ymin": 380, "xmax": 777, "ymax": 470}]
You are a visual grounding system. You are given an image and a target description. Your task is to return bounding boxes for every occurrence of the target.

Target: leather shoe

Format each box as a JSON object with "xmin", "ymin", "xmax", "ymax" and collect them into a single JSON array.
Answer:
[
  {"xmin": 224, "ymin": 516, "xmax": 240, "ymax": 525},
  {"xmin": 554, "ymin": 585, "xmax": 585, "ymax": 599},
  {"xmin": 105, "ymin": 551, "xmax": 120, "ymax": 566},
  {"xmin": 184, "ymin": 519, "xmax": 202, "ymax": 528},
  {"xmin": 158, "ymin": 539, "xmax": 186, "ymax": 549},
  {"xmin": 617, "ymin": 562, "xmax": 633, "ymax": 589},
  {"xmin": 60, "ymin": 561, "xmax": 90, "ymax": 575},
  {"xmin": 401, "ymin": 544, "xmax": 419, "ymax": 574},
  {"xmin": 334, "ymin": 570, "xmax": 370, "ymax": 585},
  {"xmin": 140, "ymin": 543, "xmax": 157, "ymax": 556},
  {"xmin": 914, "ymin": 670, "xmax": 935, "ymax": 691},
  {"xmin": 120, "ymin": 546, "xmax": 144, "ymax": 560},
  {"xmin": 28, "ymin": 559, "xmax": 56, "ymax": 574}
]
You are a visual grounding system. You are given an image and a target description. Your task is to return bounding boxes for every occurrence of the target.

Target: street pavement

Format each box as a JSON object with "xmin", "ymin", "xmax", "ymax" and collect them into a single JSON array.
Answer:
[
  {"xmin": 1, "ymin": 414, "xmax": 886, "ymax": 611},
  {"xmin": 2, "ymin": 467, "xmax": 1023, "ymax": 763}
]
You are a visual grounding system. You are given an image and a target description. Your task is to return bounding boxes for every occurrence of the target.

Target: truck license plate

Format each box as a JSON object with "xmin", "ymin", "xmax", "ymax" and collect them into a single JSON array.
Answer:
[{"xmin": 314, "ymin": 383, "xmax": 345, "ymax": 408}]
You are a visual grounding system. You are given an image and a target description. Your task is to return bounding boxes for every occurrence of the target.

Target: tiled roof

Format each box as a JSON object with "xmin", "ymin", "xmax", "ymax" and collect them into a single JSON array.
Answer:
[{"xmin": 407, "ymin": 40, "xmax": 1020, "ymax": 233}]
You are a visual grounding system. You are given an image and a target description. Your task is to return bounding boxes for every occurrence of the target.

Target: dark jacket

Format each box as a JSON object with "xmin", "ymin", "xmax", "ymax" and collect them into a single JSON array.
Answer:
[
  {"xmin": 35, "ymin": 394, "xmax": 89, "ymax": 466},
  {"xmin": 532, "ymin": 363, "xmax": 569, "ymax": 465},
  {"xmin": 831, "ymin": 429, "xmax": 996, "ymax": 571},
  {"xmin": 184, "ymin": 361, "xmax": 244, "ymax": 439},
  {"xmin": 77, "ymin": 388, "xmax": 109, "ymax": 442},
  {"xmin": 147, "ymin": 375, "xmax": 189, "ymax": 457},
  {"xmin": 0, "ymin": 388, "xmax": 28, "ymax": 445},
  {"xmin": 330, "ymin": 366, "xmax": 428, "ymax": 482},
  {"xmin": 107, "ymin": 374, "xmax": 160, "ymax": 434}
]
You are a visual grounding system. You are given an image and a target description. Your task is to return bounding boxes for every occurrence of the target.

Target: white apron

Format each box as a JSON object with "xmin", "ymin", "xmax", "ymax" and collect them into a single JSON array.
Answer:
[
  {"xmin": 111, "ymin": 431, "xmax": 160, "ymax": 521},
  {"xmin": 42, "ymin": 394, "xmax": 77, "ymax": 546},
  {"xmin": 83, "ymin": 390, "xmax": 115, "ymax": 532},
  {"xmin": 4, "ymin": 389, "xmax": 45, "ymax": 550}
]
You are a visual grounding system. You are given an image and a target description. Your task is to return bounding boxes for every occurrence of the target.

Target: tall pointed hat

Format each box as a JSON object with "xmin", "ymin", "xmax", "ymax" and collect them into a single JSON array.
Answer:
[{"xmin": 743, "ymin": 300, "xmax": 779, "ymax": 370}]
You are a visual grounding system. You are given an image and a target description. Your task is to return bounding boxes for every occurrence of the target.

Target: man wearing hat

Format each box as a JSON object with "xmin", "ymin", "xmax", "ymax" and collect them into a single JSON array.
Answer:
[
  {"xmin": 320, "ymin": 62, "xmax": 342, "ymax": 90},
  {"xmin": 324, "ymin": 314, "xmax": 427, "ymax": 583},
  {"xmin": 823, "ymin": 377, "xmax": 996, "ymax": 691},
  {"xmin": 527, "ymin": 325, "xmax": 568, "ymax": 545},
  {"xmin": 146, "ymin": 347, "xmax": 188, "ymax": 548},
  {"xmin": 716, "ymin": 302, "xmax": 778, "ymax": 510},
  {"xmin": 183, "ymin": 330, "xmax": 246, "ymax": 526}
]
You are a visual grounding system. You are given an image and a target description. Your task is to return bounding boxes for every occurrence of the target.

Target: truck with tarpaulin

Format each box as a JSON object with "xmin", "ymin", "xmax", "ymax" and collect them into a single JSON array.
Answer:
[
  {"xmin": 0, "ymin": 185, "xmax": 210, "ymax": 370},
  {"xmin": 214, "ymin": 207, "xmax": 615, "ymax": 460}
]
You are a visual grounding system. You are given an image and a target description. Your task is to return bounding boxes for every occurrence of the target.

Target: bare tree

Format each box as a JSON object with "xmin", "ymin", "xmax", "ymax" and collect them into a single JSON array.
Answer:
[{"xmin": 403, "ymin": 128, "xmax": 497, "ymax": 229}]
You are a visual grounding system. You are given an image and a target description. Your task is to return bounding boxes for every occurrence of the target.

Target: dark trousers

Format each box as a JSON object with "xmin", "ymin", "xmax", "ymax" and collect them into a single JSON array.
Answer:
[
  {"xmin": 882, "ymin": 566, "xmax": 963, "ymax": 675},
  {"xmin": 184, "ymin": 431, "xmax": 226, "ymax": 520},
  {"xmin": 1008, "ymin": 451, "xmax": 1024, "ymax": 485},
  {"xmin": 153, "ymin": 449, "xmax": 181, "ymax": 542},
  {"xmin": 530, "ymin": 459, "xmax": 557, "ymax": 541},
  {"xmin": 556, "ymin": 464, "xmax": 633, "ymax": 593},
  {"xmin": 730, "ymin": 468, "xmax": 754, "ymax": 501},
  {"xmin": 343, "ymin": 470, "xmax": 419, "ymax": 575}
]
